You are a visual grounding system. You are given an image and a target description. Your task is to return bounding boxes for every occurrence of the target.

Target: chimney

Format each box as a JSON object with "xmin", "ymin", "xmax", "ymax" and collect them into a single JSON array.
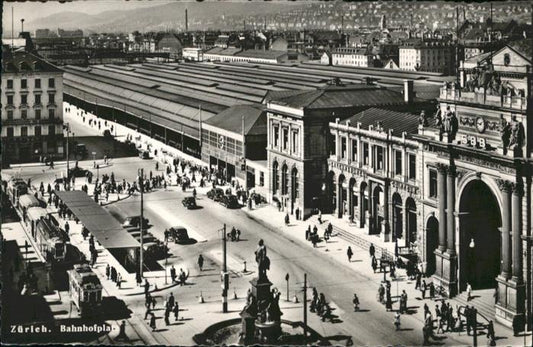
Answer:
[
  {"xmin": 185, "ymin": 9, "xmax": 188, "ymax": 32},
  {"xmin": 403, "ymin": 79, "xmax": 414, "ymax": 104}
]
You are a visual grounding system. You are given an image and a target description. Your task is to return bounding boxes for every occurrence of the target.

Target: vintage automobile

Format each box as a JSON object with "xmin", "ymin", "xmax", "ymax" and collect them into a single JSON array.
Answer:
[
  {"xmin": 168, "ymin": 226, "xmax": 190, "ymax": 244},
  {"xmin": 219, "ymin": 195, "xmax": 240, "ymax": 209},
  {"xmin": 122, "ymin": 215, "xmax": 149, "ymax": 228},
  {"xmin": 182, "ymin": 197, "xmax": 197, "ymax": 209},
  {"xmin": 207, "ymin": 188, "xmax": 224, "ymax": 201}
]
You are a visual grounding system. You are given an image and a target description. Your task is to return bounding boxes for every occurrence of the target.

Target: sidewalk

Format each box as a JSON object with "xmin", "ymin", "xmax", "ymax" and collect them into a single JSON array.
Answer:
[{"xmin": 242, "ymin": 202, "xmax": 526, "ymax": 345}]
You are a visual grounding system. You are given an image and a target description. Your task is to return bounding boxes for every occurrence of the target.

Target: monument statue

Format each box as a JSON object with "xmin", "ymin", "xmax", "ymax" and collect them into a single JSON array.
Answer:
[{"xmin": 255, "ymin": 239, "xmax": 270, "ymax": 280}]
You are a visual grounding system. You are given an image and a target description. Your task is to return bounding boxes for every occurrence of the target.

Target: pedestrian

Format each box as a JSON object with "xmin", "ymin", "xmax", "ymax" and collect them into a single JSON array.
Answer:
[
  {"xmin": 306, "ymin": 226, "xmax": 311, "ymax": 240},
  {"xmin": 64, "ymin": 222, "xmax": 70, "ymax": 234},
  {"xmin": 415, "ymin": 271, "xmax": 422, "ymax": 290},
  {"xmin": 179, "ymin": 268, "xmax": 186, "ymax": 285},
  {"xmin": 429, "ymin": 282, "xmax": 435, "ymax": 298},
  {"xmin": 150, "ymin": 313, "xmax": 156, "ymax": 332},
  {"xmin": 197, "ymin": 254, "xmax": 204, "ymax": 271},
  {"xmin": 164, "ymin": 309, "xmax": 170, "ymax": 326},
  {"xmin": 394, "ymin": 312, "xmax": 401, "ymax": 331},
  {"xmin": 117, "ymin": 273, "xmax": 122, "ymax": 288},
  {"xmin": 466, "ymin": 282, "xmax": 472, "ymax": 301},
  {"xmin": 295, "ymin": 207, "xmax": 300, "ymax": 220},
  {"xmin": 168, "ymin": 292, "xmax": 175, "ymax": 309},
  {"xmin": 369, "ymin": 243, "xmax": 375, "ymax": 258},
  {"xmin": 487, "ymin": 320, "xmax": 495, "ymax": 345},
  {"xmin": 151, "ymin": 296, "xmax": 156, "ymax": 310},
  {"xmin": 317, "ymin": 210, "xmax": 322, "ymax": 224},
  {"xmin": 170, "ymin": 265, "xmax": 177, "ymax": 283},
  {"xmin": 347, "ymin": 246, "xmax": 353, "ymax": 262},
  {"xmin": 352, "ymin": 293, "xmax": 360, "ymax": 311},
  {"xmin": 284, "ymin": 213, "xmax": 290, "ymax": 226},
  {"xmin": 371, "ymin": 255, "xmax": 377, "ymax": 273},
  {"xmin": 136, "ymin": 271, "xmax": 142, "ymax": 287},
  {"xmin": 378, "ymin": 284, "xmax": 385, "ymax": 303},
  {"xmin": 385, "ymin": 291, "xmax": 392, "ymax": 311},
  {"xmin": 144, "ymin": 305, "xmax": 152, "ymax": 319},
  {"xmin": 236, "ymin": 229, "xmax": 241, "ymax": 241},
  {"xmin": 144, "ymin": 279, "xmax": 150, "ymax": 296},
  {"xmin": 105, "ymin": 264, "xmax": 110, "ymax": 280},
  {"xmin": 115, "ymin": 320, "xmax": 129, "ymax": 342},
  {"xmin": 421, "ymin": 280, "xmax": 427, "ymax": 299}
]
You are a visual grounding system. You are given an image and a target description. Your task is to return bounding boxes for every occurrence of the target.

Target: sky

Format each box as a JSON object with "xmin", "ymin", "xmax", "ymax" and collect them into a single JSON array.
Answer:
[{"xmin": 3, "ymin": 0, "xmax": 175, "ymax": 23}]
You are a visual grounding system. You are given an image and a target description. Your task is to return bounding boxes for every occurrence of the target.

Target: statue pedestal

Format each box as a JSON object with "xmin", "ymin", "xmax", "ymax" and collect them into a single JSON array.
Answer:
[
  {"xmin": 239, "ymin": 311, "xmax": 256, "ymax": 345},
  {"xmin": 255, "ymin": 320, "xmax": 282, "ymax": 344},
  {"xmin": 250, "ymin": 277, "xmax": 273, "ymax": 303}
]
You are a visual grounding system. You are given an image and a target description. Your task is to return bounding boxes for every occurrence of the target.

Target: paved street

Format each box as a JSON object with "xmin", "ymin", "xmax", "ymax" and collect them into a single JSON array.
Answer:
[{"xmin": 2, "ymin": 106, "xmax": 528, "ymax": 346}]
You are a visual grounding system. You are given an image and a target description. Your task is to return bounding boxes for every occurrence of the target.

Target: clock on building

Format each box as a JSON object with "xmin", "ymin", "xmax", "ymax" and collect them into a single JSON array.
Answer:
[{"xmin": 475, "ymin": 117, "xmax": 486, "ymax": 133}]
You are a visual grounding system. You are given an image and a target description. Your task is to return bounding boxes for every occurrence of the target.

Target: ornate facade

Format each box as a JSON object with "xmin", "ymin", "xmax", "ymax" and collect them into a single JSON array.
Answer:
[{"xmin": 416, "ymin": 44, "xmax": 532, "ymax": 330}]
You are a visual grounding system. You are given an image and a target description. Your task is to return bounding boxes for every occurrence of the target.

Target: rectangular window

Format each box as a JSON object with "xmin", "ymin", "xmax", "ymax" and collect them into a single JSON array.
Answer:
[
  {"xmin": 7, "ymin": 79, "xmax": 13, "ymax": 89},
  {"xmin": 341, "ymin": 137, "xmax": 347, "ymax": 159},
  {"xmin": 7, "ymin": 95, "xmax": 14, "ymax": 105},
  {"xmin": 35, "ymin": 94, "xmax": 41, "ymax": 105},
  {"xmin": 7, "ymin": 127, "xmax": 14, "ymax": 137},
  {"xmin": 395, "ymin": 150, "xmax": 402, "ymax": 175},
  {"xmin": 7, "ymin": 110, "xmax": 13, "ymax": 120},
  {"xmin": 351, "ymin": 140, "xmax": 358, "ymax": 162},
  {"xmin": 48, "ymin": 109, "xmax": 55, "ymax": 120},
  {"xmin": 376, "ymin": 146, "xmax": 384, "ymax": 170},
  {"xmin": 408, "ymin": 154, "xmax": 416, "ymax": 180},
  {"xmin": 363, "ymin": 142, "xmax": 369, "ymax": 165},
  {"xmin": 21, "ymin": 127, "xmax": 28, "ymax": 137},
  {"xmin": 429, "ymin": 169, "xmax": 438, "ymax": 198},
  {"xmin": 48, "ymin": 78, "xmax": 55, "ymax": 88},
  {"xmin": 291, "ymin": 131, "xmax": 299, "ymax": 155},
  {"xmin": 259, "ymin": 172, "xmax": 264, "ymax": 186},
  {"xmin": 21, "ymin": 95, "xmax": 28, "ymax": 105},
  {"xmin": 282, "ymin": 128, "xmax": 289, "ymax": 151},
  {"xmin": 48, "ymin": 93, "xmax": 55, "ymax": 104},
  {"xmin": 273, "ymin": 126, "xmax": 279, "ymax": 148},
  {"xmin": 21, "ymin": 79, "xmax": 27, "ymax": 89},
  {"xmin": 35, "ymin": 109, "xmax": 41, "ymax": 120},
  {"xmin": 21, "ymin": 110, "xmax": 27, "ymax": 119},
  {"xmin": 35, "ymin": 79, "xmax": 41, "ymax": 89},
  {"xmin": 35, "ymin": 126, "xmax": 42, "ymax": 136},
  {"xmin": 48, "ymin": 125, "xmax": 56, "ymax": 135}
]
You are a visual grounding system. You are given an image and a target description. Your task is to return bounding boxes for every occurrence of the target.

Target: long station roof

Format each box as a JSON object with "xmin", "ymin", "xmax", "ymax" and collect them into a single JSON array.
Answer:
[
  {"xmin": 55, "ymin": 190, "xmax": 140, "ymax": 249},
  {"xmin": 62, "ymin": 61, "xmax": 445, "ymax": 139}
]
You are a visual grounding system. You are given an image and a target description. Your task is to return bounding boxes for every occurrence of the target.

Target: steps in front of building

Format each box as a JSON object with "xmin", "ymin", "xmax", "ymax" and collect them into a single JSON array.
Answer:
[
  {"xmin": 333, "ymin": 225, "xmax": 394, "ymax": 260},
  {"xmin": 452, "ymin": 290, "xmax": 496, "ymax": 324}
]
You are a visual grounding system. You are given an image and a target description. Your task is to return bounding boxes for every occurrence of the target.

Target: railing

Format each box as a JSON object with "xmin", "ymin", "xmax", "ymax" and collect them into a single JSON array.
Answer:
[{"xmin": 440, "ymin": 87, "xmax": 527, "ymax": 110}]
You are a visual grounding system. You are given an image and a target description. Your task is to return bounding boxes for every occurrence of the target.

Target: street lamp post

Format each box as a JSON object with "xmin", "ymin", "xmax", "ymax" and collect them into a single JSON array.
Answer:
[
  {"xmin": 285, "ymin": 273, "xmax": 290, "ymax": 302},
  {"xmin": 221, "ymin": 224, "xmax": 228, "ymax": 313},
  {"xmin": 138, "ymin": 168, "xmax": 145, "ymax": 279},
  {"xmin": 164, "ymin": 237, "xmax": 168, "ymax": 284}
]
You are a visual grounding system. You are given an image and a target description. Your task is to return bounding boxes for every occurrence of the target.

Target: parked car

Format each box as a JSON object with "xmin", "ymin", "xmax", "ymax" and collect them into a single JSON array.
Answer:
[
  {"xmin": 168, "ymin": 226, "xmax": 190, "ymax": 244},
  {"xmin": 219, "ymin": 195, "xmax": 240, "ymax": 209},
  {"xmin": 139, "ymin": 150, "xmax": 150, "ymax": 159},
  {"xmin": 182, "ymin": 197, "xmax": 197, "ymax": 209},
  {"xmin": 207, "ymin": 188, "xmax": 224, "ymax": 201},
  {"xmin": 145, "ymin": 241, "xmax": 169, "ymax": 261},
  {"xmin": 122, "ymin": 216, "xmax": 149, "ymax": 228},
  {"xmin": 68, "ymin": 166, "xmax": 91, "ymax": 179}
]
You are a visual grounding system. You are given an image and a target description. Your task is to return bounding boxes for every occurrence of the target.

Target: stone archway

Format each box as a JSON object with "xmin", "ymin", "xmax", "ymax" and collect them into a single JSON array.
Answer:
[
  {"xmin": 392, "ymin": 193, "xmax": 403, "ymax": 242},
  {"xmin": 326, "ymin": 171, "xmax": 336, "ymax": 214},
  {"xmin": 281, "ymin": 164, "xmax": 288, "ymax": 196},
  {"xmin": 348, "ymin": 178, "xmax": 356, "ymax": 222},
  {"xmin": 372, "ymin": 185, "xmax": 383, "ymax": 235},
  {"xmin": 425, "ymin": 216, "xmax": 439, "ymax": 276},
  {"xmin": 291, "ymin": 167, "xmax": 299, "ymax": 214},
  {"xmin": 406, "ymin": 197, "xmax": 417, "ymax": 246},
  {"xmin": 272, "ymin": 161, "xmax": 279, "ymax": 196},
  {"xmin": 458, "ymin": 180, "xmax": 501, "ymax": 290},
  {"xmin": 338, "ymin": 174, "xmax": 346, "ymax": 218},
  {"xmin": 359, "ymin": 181, "xmax": 368, "ymax": 227}
]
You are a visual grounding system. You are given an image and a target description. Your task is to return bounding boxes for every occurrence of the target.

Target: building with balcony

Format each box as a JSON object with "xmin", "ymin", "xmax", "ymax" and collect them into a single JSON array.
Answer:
[
  {"xmin": 1, "ymin": 49, "xmax": 64, "ymax": 165},
  {"xmin": 399, "ymin": 40, "xmax": 455, "ymax": 74},
  {"xmin": 327, "ymin": 108, "xmax": 421, "ymax": 250},
  {"xmin": 415, "ymin": 43, "xmax": 532, "ymax": 331}
]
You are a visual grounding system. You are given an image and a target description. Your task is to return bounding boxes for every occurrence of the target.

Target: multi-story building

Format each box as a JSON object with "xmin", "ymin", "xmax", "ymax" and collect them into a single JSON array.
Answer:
[
  {"xmin": 399, "ymin": 40, "xmax": 455, "ymax": 74},
  {"xmin": 416, "ymin": 44, "xmax": 532, "ymax": 331},
  {"xmin": 327, "ymin": 108, "xmax": 422, "ymax": 246},
  {"xmin": 266, "ymin": 80, "xmax": 431, "ymax": 219},
  {"xmin": 1, "ymin": 49, "xmax": 64, "ymax": 165},
  {"xmin": 182, "ymin": 47, "xmax": 204, "ymax": 62},
  {"xmin": 332, "ymin": 47, "xmax": 374, "ymax": 67}
]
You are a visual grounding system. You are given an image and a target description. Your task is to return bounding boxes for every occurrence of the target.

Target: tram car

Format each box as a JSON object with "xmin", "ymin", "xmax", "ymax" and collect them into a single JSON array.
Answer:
[
  {"xmin": 34, "ymin": 213, "xmax": 69, "ymax": 263},
  {"xmin": 18, "ymin": 193, "xmax": 40, "ymax": 211},
  {"xmin": 7, "ymin": 178, "xmax": 28, "ymax": 205},
  {"xmin": 67, "ymin": 263, "xmax": 103, "ymax": 317}
]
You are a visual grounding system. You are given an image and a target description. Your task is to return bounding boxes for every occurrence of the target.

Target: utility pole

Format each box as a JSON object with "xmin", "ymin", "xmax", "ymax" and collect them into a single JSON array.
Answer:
[
  {"xmin": 285, "ymin": 273, "xmax": 290, "ymax": 301},
  {"xmin": 303, "ymin": 273, "xmax": 307, "ymax": 343},
  {"xmin": 472, "ymin": 307, "xmax": 478, "ymax": 346},
  {"xmin": 138, "ymin": 168, "xmax": 144, "ymax": 278},
  {"xmin": 222, "ymin": 224, "xmax": 228, "ymax": 313},
  {"xmin": 242, "ymin": 114, "xmax": 247, "ymax": 190}
]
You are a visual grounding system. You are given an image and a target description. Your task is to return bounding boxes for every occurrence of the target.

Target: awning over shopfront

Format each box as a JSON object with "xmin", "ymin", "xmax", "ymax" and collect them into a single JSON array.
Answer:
[{"xmin": 54, "ymin": 191, "xmax": 140, "ymax": 249}]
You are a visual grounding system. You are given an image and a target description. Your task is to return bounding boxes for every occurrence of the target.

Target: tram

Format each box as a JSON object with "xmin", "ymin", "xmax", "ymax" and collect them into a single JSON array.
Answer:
[
  {"xmin": 34, "ymin": 214, "xmax": 69, "ymax": 263},
  {"xmin": 67, "ymin": 263, "xmax": 103, "ymax": 317}
]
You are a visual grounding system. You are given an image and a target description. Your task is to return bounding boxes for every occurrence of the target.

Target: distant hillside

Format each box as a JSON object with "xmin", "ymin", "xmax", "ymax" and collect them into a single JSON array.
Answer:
[{"xmin": 26, "ymin": 2, "xmax": 305, "ymax": 33}]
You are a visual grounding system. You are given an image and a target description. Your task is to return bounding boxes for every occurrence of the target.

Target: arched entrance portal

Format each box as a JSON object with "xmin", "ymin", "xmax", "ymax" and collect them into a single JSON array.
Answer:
[
  {"xmin": 426, "ymin": 216, "xmax": 439, "ymax": 276},
  {"xmin": 459, "ymin": 180, "xmax": 501, "ymax": 290},
  {"xmin": 359, "ymin": 182, "xmax": 368, "ymax": 227},
  {"xmin": 406, "ymin": 198, "xmax": 417, "ymax": 245},
  {"xmin": 338, "ymin": 174, "xmax": 346, "ymax": 218},
  {"xmin": 326, "ymin": 171, "xmax": 336, "ymax": 214},
  {"xmin": 348, "ymin": 178, "xmax": 356, "ymax": 222},
  {"xmin": 372, "ymin": 185, "xmax": 383, "ymax": 235},
  {"xmin": 392, "ymin": 193, "xmax": 403, "ymax": 242},
  {"xmin": 272, "ymin": 161, "xmax": 279, "ymax": 195}
]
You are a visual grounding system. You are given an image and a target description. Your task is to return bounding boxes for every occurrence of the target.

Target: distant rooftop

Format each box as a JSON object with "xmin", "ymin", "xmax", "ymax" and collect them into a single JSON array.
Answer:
[
  {"xmin": 343, "ymin": 107, "xmax": 420, "ymax": 135},
  {"xmin": 2, "ymin": 49, "xmax": 62, "ymax": 74}
]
